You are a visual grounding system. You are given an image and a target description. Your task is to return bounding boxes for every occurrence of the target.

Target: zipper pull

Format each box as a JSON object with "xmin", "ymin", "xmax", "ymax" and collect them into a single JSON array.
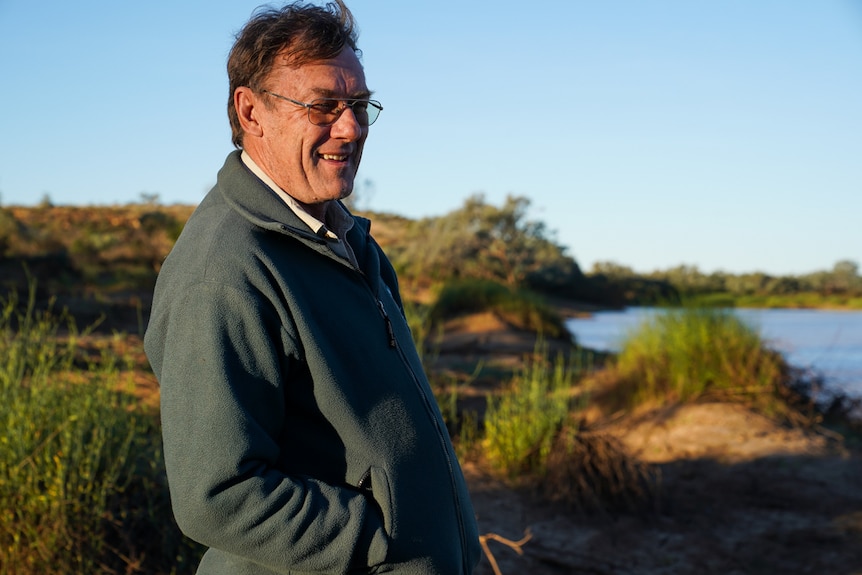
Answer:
[
  {"xmin": 376, "ymin": 298, "xmax": 397, "ymax": 348},
  {"xmin": 358, "ymin": 469, "xmax": 372, "ymax": 492}
]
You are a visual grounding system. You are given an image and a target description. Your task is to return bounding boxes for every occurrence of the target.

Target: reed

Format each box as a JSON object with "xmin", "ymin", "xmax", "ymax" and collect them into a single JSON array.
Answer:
[
  {"xmin": 483, "ymin": 346, "xmax": 577, "ymax": 478},
  {"xmin": 609, "ymin": 307, "xmax": 785, "ymax": 409}
]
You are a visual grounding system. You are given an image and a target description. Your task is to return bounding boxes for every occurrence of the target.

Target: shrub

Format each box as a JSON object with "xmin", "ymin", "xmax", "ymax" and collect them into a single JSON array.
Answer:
[
  {"xmin": 0, "ymin": 285, "xmax": 200, "ymax": 574},
  {"xmin": 391, "ymin": 194, "xmax": 582, "ymax": 290},
  {"xmin": 604, "ymin": 307, "xmax": 785, "ymax": 411},
  {"xmin": 428, "ymin": 279, "xmax": 568, "ymax": 338},
  {"xmin": 0, "ymin": 209, "xmax": 23, "ymax": 258},
  {"xmin": 481, "ymin": 342, "xmax": 658, "ymax": 512},
  {"xmin": 483, "ymin": 346, "xmax": 577, "ymax": 478}
]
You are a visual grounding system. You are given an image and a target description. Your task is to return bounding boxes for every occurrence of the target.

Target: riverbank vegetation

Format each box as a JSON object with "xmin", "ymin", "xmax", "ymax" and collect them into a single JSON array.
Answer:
[
  {"xmin": 427, "ymin": 279, "xmax": 568, "ymax": 338},
  {"xmin": 0, "ymin": 286, "xmax": 200, "ymax": 575},
  {"xmin": 2, "ymin": 199, "xmax": 858, "ymax": 319},
  {"xmin": 593, "ymin": 307, "xmax": 792, "ymax": 416},
  {"xmin": 590, "ymin": 259, "xmax": 862, "ymax": 309}
]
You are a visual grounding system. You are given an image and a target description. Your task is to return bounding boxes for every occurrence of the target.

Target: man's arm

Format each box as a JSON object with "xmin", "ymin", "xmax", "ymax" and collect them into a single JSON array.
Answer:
[{"xmin": 146, "ymin": 280, "xmax": 389, "ymax": 573}]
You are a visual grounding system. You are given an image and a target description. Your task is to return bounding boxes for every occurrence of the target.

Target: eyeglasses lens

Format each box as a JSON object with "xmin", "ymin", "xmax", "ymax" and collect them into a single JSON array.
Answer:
[{"xmin": 308, "ymin": 99, "xmax": 380, "ymax": 127}]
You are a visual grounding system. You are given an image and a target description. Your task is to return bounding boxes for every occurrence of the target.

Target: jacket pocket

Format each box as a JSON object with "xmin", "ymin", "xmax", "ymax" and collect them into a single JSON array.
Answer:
[{"xmin": 359, "ymin": 466, "xmax": 396, "ymax": 540}]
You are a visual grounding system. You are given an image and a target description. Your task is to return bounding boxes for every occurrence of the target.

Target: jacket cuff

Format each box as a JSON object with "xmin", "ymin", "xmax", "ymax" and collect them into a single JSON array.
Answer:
[{"xmin": 355, "ymin": 497, "xmax": 389, "ymax": 568}]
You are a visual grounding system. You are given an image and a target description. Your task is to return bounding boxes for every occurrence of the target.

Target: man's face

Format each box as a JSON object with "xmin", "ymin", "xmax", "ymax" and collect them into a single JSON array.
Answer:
[{"xmin": 249, "ymin": 49, "xmax": 370, "ymax": 211}]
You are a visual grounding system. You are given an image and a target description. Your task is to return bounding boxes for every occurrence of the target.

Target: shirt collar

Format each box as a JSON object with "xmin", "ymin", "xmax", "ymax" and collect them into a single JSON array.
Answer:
[{"xmin": 239, "ymin": 150, "xmax": 354, "ymax": 240}]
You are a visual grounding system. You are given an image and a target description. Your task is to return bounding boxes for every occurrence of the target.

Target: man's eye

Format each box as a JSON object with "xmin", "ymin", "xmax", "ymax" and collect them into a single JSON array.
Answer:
[
  {"xmin": 351, "ymin": 101, "xmax": 369, "ymax": 113},
  {"xmin": 312, "ymin": 101, "xmax": 340, "ymax": 115}
]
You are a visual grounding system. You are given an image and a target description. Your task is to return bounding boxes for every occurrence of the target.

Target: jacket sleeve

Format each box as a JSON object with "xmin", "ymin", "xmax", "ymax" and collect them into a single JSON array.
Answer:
[{"xmin": 146, "ymin": 280, "xmax": 389, "ymax": 574}]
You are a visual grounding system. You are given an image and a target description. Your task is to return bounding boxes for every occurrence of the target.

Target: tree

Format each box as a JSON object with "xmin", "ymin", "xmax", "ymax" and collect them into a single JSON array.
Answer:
[
  {"xmin": 827, "ymin": 259, "xmax": 860, "ymax": 293},
  {"xmin": 590, "ymin": 261, "xmax": 636, "ymax": 279},
  {"xmin": 393, "ymin": 194, "xmax": 583, "ymax": 291}
]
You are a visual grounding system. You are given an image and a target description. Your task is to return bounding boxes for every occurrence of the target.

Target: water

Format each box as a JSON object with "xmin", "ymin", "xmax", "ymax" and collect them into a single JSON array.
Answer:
[{"xmin": 566, "ymin": 308, "xmax": 862, "ymax": 398}]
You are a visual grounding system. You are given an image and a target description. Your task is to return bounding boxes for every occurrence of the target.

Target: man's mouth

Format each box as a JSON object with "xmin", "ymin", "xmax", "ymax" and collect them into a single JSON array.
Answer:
[{"xmin": 320, "ymin": 153, "xmax": 349, "ymax": 162}]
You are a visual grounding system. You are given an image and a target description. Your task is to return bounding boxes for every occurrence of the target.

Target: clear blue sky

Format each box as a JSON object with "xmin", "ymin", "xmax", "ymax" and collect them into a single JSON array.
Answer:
[{"xmin": 1, "ymin": 0, "xmax": 860, "ymax": 276}]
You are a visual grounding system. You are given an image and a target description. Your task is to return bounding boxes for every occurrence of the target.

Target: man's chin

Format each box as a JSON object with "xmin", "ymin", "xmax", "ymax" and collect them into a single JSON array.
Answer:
[{"xmin": 335, "ymin": 181, "xmax": 355, "ymax": 201}]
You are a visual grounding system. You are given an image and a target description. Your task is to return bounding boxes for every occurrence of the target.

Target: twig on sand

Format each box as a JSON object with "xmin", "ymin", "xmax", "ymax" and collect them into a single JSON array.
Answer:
[{"xmin": 479, "ymin": 529, "xmax": 533, "ymax": 575}]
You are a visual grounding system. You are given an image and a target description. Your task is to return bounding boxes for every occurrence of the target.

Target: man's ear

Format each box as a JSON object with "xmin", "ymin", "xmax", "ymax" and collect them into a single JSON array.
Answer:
[{"xmin": 235, "ymin": 87, "xmax": 264, "ymax": 138}]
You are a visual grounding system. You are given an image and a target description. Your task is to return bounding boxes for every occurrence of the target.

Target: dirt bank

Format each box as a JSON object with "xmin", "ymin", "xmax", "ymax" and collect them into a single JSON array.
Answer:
[{"xmin": 433, "ymin": 313, "xmax": 862, "ymax": 575}]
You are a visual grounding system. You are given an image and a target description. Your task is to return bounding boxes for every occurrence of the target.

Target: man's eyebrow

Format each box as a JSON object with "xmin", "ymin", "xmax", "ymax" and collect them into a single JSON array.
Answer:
[{"xmin": 310, "ymin": 87, "xmax": 374, "ymax": 99}]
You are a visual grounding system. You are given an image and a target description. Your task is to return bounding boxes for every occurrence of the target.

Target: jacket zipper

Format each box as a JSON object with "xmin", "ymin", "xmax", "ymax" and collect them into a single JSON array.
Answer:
[
  {"xmin": 375, "ymin": 298, "xmax": 397, "ymax": 348},
  {"xmin": 308, "ymin": 230, "xmax": 471, "ymax": 572}
]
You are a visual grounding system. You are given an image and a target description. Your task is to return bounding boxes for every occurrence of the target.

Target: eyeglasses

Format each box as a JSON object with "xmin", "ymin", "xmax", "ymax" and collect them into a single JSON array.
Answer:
[{"xmin": 260, "ymin": 90, "xmax": 383, "ymax": 127}]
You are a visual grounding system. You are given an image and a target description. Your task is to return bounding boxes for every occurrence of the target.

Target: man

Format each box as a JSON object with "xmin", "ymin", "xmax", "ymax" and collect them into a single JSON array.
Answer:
[{"xmin": 144, "ymin": 2, "xmax": 481, "ymax": 574}]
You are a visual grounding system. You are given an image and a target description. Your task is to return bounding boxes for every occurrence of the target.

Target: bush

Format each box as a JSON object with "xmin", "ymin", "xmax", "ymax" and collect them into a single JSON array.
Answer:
[
  {"xmin": 483, "ymin": 347, "xmax": 576, "ymax": 478},
  {"xmin": 480, "ymin": 342, "xmax": 659, "ymax": 512},
  {"xmin": 0, "ymin": 285, "xmax": 200, "ymax": 574},
  {"xmin": 0, "ymin": 209, "xmax": 23, "ymax": 258},
  {"xmin": 604, "ymin": 307, "xmax": 785, "ymax": 411},
  {"xmin": 428, "ymin": 279, "xmax": 568, "ymax": 338}
]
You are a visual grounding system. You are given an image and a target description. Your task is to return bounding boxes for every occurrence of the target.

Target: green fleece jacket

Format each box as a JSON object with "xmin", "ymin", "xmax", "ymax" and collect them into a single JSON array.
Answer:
[{"xmin": 144, "ymin": 151, "xmax": 481, "ymax": 574}]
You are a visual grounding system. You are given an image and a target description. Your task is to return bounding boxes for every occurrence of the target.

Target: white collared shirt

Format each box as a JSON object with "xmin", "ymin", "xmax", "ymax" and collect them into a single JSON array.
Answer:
[{"xmin": 241, "ymin": 151, "xmax": 357, "ymax": 266}]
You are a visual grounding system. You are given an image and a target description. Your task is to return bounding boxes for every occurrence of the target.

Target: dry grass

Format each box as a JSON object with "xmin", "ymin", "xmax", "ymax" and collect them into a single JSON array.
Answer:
[{"xmin": 542, "ymin": 426, "xmax": 659, "ymax": 515}]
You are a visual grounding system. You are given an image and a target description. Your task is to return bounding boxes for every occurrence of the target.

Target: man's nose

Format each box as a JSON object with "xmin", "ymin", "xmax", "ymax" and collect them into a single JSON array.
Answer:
[{"xmin": 330, "ymin": 105, "xmax": 363, "ymax": 140}]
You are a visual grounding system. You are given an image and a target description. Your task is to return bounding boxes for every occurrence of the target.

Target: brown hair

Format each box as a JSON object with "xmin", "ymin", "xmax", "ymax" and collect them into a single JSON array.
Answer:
[{"xmin": 227, "ymin": 1, "xmax": 360, "ymax": 148}]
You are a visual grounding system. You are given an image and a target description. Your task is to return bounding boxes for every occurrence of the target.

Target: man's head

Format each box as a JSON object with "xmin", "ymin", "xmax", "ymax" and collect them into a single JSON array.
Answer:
[
  {"xmin": 228, "ymin": 1, "xmax": 375, "ymax": 216},
  {"xmin": 228, "ymin": 1, "xmax": 359, "ymax": 148}
]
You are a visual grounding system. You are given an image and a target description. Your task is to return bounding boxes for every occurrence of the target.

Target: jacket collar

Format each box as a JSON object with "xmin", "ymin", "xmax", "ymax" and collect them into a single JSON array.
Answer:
[{"xmin": 215, "ymin": 150, "xmax": 376, "ymax": 274}]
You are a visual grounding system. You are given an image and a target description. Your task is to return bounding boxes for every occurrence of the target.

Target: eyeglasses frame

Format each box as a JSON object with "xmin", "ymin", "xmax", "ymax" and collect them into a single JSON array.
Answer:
[{"xmin": 260, "ymin": 89, "xmax": 383, "ymax": 127}]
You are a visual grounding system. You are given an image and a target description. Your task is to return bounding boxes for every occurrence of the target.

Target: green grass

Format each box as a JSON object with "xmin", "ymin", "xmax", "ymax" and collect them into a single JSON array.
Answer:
[
  {"xmin": 686, "ymin": 292, "xmax": 862, "ymax": 310},
  {"xmin": 605, "ymin": 307, "xmax": 785, "ymax": 411},
  {"xmin": 0, "ymin": 285, "xmax": 200, "ymax": 574},
  {"xmin": 483, "ymin": 345, "xmax": 580, "ymax": 478},
  {"xmin": 408, "ymin": 282, "xmax": 592, "ymax": 479},
  {"xmin": 735, "ymin": 293, "xmax": 862, "ymax": 310}
]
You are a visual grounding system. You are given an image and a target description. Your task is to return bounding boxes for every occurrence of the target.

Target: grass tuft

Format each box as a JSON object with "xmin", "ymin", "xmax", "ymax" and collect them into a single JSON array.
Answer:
[
  {"xmin": 598, "ymin": 307, "xmax": 787, "ymax": 414},
  {"xmin": 543, "ymin": 428, "xmax": 659, "ymax": 514},
  {"xmin": 483, "ymin": 345, "xmax": 578, "ymax": 478}
]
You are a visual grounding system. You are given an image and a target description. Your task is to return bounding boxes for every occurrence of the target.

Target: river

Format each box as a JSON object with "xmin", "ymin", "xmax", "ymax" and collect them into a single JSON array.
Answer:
[{"xmin": 566, "ymin": 308, "xmax": 862, "ymax": 398}]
